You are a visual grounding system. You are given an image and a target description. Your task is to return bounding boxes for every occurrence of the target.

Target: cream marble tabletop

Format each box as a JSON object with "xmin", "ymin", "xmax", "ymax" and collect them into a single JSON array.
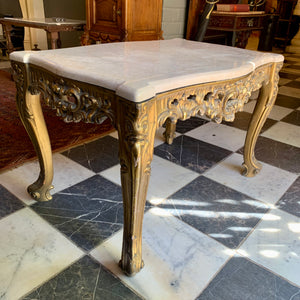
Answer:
[{"xmin": 10, "ymin": 39, "xmax": 284, "ymax": 102}]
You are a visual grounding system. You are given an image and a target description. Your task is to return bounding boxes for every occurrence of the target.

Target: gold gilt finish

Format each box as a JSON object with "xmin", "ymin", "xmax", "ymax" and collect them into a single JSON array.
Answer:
[{"xmin": 11, "ymin": 60, "xmax": 282, "ymax": 276}]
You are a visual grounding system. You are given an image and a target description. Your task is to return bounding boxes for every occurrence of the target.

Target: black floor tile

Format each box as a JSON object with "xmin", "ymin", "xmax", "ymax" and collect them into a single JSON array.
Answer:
[
  {"xmin": 237, "ymin": 136, "xmax": 300, "ymax": 174},
  {"xmin": 196, "ymin": 256, "xmax": 300, "ymax": 300},
  {"xmin": 23, "ymin": 256, "xmax": 142, "ymax": 300},
  {"xmin": 31, "ymin": 175, "xmax": 124, "ymax": 251},
  {"xmin": 276, "ymin": 177, "xmax": 300, "ymax": 218},
  {"xmin": 286, "ymin": 54, "xmax": 300, "ymax": 59},
  {"xmin": 0, "ymin": 185, "xmax": 24, "ymax": 219},
  {"xmin": 154, "ymin": 135, "xmax": 232, "ymax": 174},
  {"xmin": 284, "ymin": 59, "xmax": 300, "ymax": 65},
  {"xmin": 281, "ymin": 110, "xmax": 300, "ymax": 126},
  {"xmin": 223, "ymin": 111, "xmax": 277, "ymax": 132},
  {"xmin": 62, "ymin": 135, "xmax": 119, "ymax": 173},
  {"xmin": 275, "ymin": 94, "xmax": 300, "ymax": 109},
  {"xmin": 279, "ymin": 72, "xmax": 300, "ymax": 80},
  {"xmin": 170, "ymin": 116, "xmax": 208, "ymax": 134},
  {"xmin": 286, "ymin": 65, "xmax": 300, "ymax": 70},
  {"xmin": 284, "ymin": 81, "xmax": 300, "ymax": 89},
  {"xmin": 161, "ymin": 176, "xmax": 269, "ymax": 249}
]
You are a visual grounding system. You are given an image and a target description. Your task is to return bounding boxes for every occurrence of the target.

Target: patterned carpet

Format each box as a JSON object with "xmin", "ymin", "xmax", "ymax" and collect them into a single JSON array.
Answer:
[
  {"xmin": 0, "ymin": 51, "xmax": 299, "ymax": 299},
  {"xmin": 0, "ymin": 69, "xmax": 114, "ymax": 171}
]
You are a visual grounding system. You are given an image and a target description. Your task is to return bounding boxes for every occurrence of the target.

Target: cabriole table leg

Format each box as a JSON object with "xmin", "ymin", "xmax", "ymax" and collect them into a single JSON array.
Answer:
[
  {"xmin": 242, "ymin": 62, "xmax": 282, "ymax": 177},
  {"xmin": 116, "ymin": 99, "xmax": 157, "ymax": 276},
  {"xmin": 13, "ymin": 63, "xmax": 54, "ymax": 201}
]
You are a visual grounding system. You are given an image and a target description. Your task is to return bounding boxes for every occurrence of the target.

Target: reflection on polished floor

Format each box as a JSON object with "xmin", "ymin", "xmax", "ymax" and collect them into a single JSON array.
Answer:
[{"xmin": 0, "ymin": 50, "xmax": 299, "ymax": 300}]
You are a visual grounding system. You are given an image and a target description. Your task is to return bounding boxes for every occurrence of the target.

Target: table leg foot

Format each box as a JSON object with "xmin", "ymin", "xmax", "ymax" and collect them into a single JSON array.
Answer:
[
  {"xmin": 119, "ymin": 256, "xmax": 145, "ymax": 277},
  {"xmin": 14, "ymin": 65, "xmax": 54, "ymax": 201},
  {"xmin": 116, "ymin": 100, "xmax": 156, "ymax": 275},
  {"xmin": 242, "ymin": 62, "xmax": 282, "ymax": 177},
  {"xmin": 163, "ymin": 117, "xmax": 176, "ymax": 144},
  {"xmin": 27, "ymin": 177, "xmax": 54, "ymax": 202}
]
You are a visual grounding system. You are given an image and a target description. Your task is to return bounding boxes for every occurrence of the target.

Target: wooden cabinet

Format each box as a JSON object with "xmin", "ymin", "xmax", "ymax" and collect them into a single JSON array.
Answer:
[{"xmin": 81, "ymin": 0, "xmax": 163, "ymax": 44}]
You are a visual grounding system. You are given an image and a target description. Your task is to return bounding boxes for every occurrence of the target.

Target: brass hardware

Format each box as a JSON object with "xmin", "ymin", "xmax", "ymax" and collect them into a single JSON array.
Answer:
[
  {"xmin": 247, "ymin": 18, "xmax": 254, "ymax": 27},
  {"xmin": 116, "ymin": 9, "xmax": 122, "ymax": 16}
]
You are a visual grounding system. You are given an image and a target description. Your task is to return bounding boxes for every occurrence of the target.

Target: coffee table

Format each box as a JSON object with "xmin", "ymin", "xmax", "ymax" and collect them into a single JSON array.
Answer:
[{"xmin": 10, "ymin": 39, "xmax": 283, "ymax": 276}]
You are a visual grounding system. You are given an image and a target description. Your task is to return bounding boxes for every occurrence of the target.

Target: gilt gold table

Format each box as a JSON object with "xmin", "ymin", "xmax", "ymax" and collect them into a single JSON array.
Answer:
[{"xmin": 10, "ymin": 39, "xmax": 284, "ymax": 276}]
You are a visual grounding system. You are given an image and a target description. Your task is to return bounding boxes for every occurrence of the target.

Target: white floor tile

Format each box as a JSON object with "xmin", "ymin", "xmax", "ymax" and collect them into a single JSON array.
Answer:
[
  {"xmin": 100, "ymin": 155, "xmax": 199, "ymax": 205},
  {"xmin": 238, "ymin": 209, "xmax": 300, "ymax": 286},
  {"xmin": 278, "ymin": 86, "xmax": 300, "ymax": 98},
  {"xmin": 243, "ymin": 102, "xmax": 293, "ymax": 121},
  {"xmin": 204, "ymin": 153, "xmax": 298, "ymax": 205},
  {"xmin": 0, "ymin": 207, "xmax": 83, "ymax": 300},
  {"xmin": 91, "ymin": 208, "xmax": 231, "ymax": 300},
  {"xmin": 261, "ymin": 122, "xmax": 300, "ymax": 148},
  {"xmin": 0, "ymin": 153, "xmax": 95, "ymax": 205},
  {"xmin": 186, "ymin": 122, "xmax": 247, "ymax": 151}
]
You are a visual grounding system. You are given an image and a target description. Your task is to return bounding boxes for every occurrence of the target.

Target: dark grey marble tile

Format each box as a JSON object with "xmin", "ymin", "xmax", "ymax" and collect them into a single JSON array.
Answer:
[
  {"xmin": 223, "ymin": 111, "xmax": 277, "ymax": 132},
  {"xmin": 275, "ymin": 94, "xmax": 300, "ymax": 109},
  {"xmin": 284, "ymin": 80, "xmax": 300, "ymax": 89},
  {"xmin": 279, "ymin": 72, "xmax": 300, "ymax": 80},
  {"xmin": 286, "ymin": 65, "xmax": 300, "ymax": 70},
  {"xmin": 23, "ymin": 256, "xmax": 142, "ymax": 300},
  {"xmin": 31, "ymin": 175, "xmax": 124, "ymax": 251},
  {"xmin": 276, "ymin": 177, "xmax": 300, "ymax": 218},
  {"xmin": 284, "ymin": 59, "xmax": 300, "ymax": 65},
  {"xmin": 62, "ymin": 135, "xmax": 119, "ymax": 173},
  {"xmin": 169, "ymin": 117, "xmax": 208, "ymax": 134},
  {"xmin": 237, "ymin": 136, "xmax": 300, "ymax": 174},
  {"xmin": 0, "ymin": 184, "xmax": 24, "ymax": 219},
  {"xmin": 160, "ymin": 176, "xmax": 268, "ymax": 248},
  {"xmin": 196, "ymin": 256, "xmax": 300, "ymax": 300},
  {"xmin": 281, "ymin": 110, "xmax": 300, "ymax": 126},
  {"xmin": 154, "ymin": 135, "xmax": 232, "ymax": 174},
  {"xmin": 31, "ymin": 175, "xmax": 152, "ymax": 251}
]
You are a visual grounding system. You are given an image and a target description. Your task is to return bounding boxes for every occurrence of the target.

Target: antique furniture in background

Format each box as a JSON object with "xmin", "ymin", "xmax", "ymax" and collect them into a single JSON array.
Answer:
[
  {"xmin": 81, "ymin": 0, "xmax": 163, "ymax": 44},
  {"xmin": 186, "ymin": 0, "xmax": 266, "ymax": 48},
  {"xmin": 0, "ymin": 18, "xmax": 85, "ymax": 53},
  {"xmin": 207, "ymin": 11, "xmax": 266, "ymax": 47},
  {"xmin": 286, "ymin": 0, "xmax": 300, "ymax": 52},
  {"xmin": 274, "ymin": 0, "xmax": 298, "ymax": 49},
  {"xmin": 10, "ymin": 39, "xmax": 283, "ymax": 276}
]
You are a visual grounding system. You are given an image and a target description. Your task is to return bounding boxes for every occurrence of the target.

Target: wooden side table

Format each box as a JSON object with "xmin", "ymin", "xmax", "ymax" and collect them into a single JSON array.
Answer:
[
  {"xmin": 186, "ymin": 1, "xmax": 266, "ymax": 48},
  {"xmin": 10, "ymin": 39, "xmax": 283, "ymax": 276},
  {"xmin": 208, "ymin": 11, "xmax": 266, "ymax": 48},
  {"xmin": 0, "ymin": 18, "xmax": 85, "ymax": 53}
]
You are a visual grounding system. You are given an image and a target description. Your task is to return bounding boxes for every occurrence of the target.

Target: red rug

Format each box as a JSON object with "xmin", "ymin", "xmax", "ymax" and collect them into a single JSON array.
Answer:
[{"xmin": 0, "ymin": 69, "xmax": 114, "ymax": 172}]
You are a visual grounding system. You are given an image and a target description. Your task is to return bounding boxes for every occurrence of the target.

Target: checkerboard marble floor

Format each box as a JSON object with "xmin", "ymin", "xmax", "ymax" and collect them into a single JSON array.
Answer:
[{"xmin": 0, "ymin": 51, "xmax": 299, "ymax": 300}]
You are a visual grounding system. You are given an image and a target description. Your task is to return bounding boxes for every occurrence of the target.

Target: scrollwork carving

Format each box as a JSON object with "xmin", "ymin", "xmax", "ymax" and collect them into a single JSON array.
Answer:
[
  {"xmin": 156, "ymin": 63, "xmax": 272, "ymax": 126},
  {"xmin": 29, "ymin": 66, "xmax": 115, "ymax": 125}
]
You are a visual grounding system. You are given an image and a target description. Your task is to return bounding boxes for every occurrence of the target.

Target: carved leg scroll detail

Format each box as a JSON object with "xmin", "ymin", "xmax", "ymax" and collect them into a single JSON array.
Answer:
[
  {"xmin": 13, "ymin": 62, "xmax": 54, "ymax": 201},
  {"xmin": 242, "ymin": 62, "xmax": 282, "ymax": 177},
  {"xmin": 116, "ymin": 99, "xmax": 157, "ymax": 276}
]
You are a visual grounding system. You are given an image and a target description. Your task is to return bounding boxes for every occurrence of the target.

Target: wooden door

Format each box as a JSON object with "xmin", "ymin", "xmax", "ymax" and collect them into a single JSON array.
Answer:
[
  {"xmin": 126, "ymin": 0, "xmax": 163, "ymax": 41},
  {"xmin": 85, "ymin": 0, "xmax": 124, "ymax": 42}
]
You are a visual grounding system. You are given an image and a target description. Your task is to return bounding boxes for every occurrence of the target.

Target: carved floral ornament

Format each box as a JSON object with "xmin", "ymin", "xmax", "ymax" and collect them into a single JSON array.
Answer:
[{"xmin": 11, "ymin": 61, "xmax": 281, "ymax": 131}]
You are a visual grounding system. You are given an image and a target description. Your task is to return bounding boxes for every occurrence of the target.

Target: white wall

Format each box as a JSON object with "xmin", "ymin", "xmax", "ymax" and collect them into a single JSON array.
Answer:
[{"xmin": 162, "ymin": 0, "xmax": 188, "ymax": 39}]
